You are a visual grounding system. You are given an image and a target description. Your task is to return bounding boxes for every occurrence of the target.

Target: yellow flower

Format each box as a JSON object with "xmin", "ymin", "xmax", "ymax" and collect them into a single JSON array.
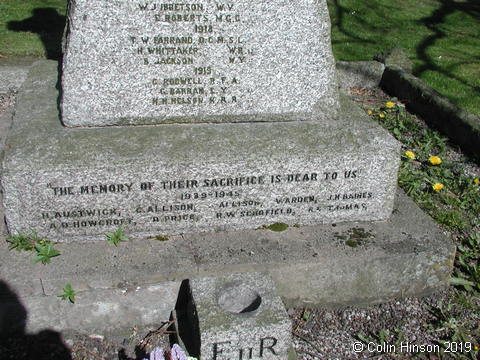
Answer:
[
  {"xmin": 385, "ymin": 101, "xmax": 396, "ymax": 108},
  {"xmin": 405, "ymin": 151, "xmax": 416, "ymax": 160},
  {"xmin": 428, "ymin": 156, "xmax": 442, "ymax": 165},
  {"xmin": 474, "ymin": 178, "xmax": 480, "ymax": 184},
  {"xmin": 367, "ymin": 109, "xmax": 373, "ymax": 115},
  {"xmin": 379, "ymin": 113, "xmax": 385, "ymax": 118},
  {"xmin": 432, "ymin": 183, "xmax": 444, "ymax": 192}
]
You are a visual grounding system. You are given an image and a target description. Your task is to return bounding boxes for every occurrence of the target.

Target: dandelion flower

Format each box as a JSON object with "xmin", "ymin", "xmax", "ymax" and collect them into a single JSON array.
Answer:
[
  {"xmin": 429, "ymin": 156, "xmax": 442, "ymax": 165},
  {"xmin": 367, "ymin": 109, "xmax": 373, "ymax": 115},
  {"xmin": 474, "ymin": 178, "xmax": 480, "ymax": 184},
  {"xmin": 385, "ymin": 101, "xmax": 396, "ymax": 108},
  {"xmin": 379, "ymin": 113, "xmax": 385, "ymax": 118},
  {"xmin": 432, "ymin": 183, "xmax": 444, "ymax": 192},
  {"xmin": 405, "ymin": 151, "xmax": 416, "ymax": 160}
]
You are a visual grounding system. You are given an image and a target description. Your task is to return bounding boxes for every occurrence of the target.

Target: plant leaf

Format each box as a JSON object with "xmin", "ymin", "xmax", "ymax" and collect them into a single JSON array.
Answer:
[{"xmin": 449, "ymin": 277, "xmax": 474, "ymax": 287}]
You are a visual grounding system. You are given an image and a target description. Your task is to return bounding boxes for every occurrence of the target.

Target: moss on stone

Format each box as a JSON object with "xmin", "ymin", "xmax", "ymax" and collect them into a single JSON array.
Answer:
[
  {"xmin": 350, "ymin": 227, "xmax": 373, "ymax": 240},
  {"xmin": 346, "ymin": 239, "xmax": 359, "ymax": 248},
  {"xmin": 340, "ymin": 228, "xmax": 373, "ymax": 248},
  {"xmin": 149, "ymin": 235, "xmax": 169, "ymax": 241},
  {"xmin": 264, "ymin": 222, "xmax": 289, "ymax": 232}
]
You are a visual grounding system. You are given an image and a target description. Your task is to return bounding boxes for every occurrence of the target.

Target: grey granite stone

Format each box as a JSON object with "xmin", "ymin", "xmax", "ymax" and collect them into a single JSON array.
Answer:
[
  {"xmin": 0, "ymin": 189, "xmax": 454, "ymax": 334},
  {"xmin": 336, "ymin": 61, "xmax": 385, "ymax": 90},
  {"xmin": 7, "ymin": 281, "xmax": 181, "ymax": 334},
  {"xmin": 374, "ymin": 47, "xmax": 413, "ymax": 73},
  {"xmin": 175, "ymin": 272, "xmax": 292, "ymax": 359},
  {"xmin": 0, "ymin": 95, "xmax": 14, "ymax": 167},
  {"xmin": 61, "ymin": 0, "xmax": 340, "ymax": 126},
  {"xmin": 1, "ymin": 61, "xmax": 400, "ymax": 242},
  {"xmin": 0, "ymin": 57, "xmax": 35, "ymax": 92},
  {"xmin": 188, "ymin": 191, "xmax": 455, "ymax": 308},
  {"xmin": 0, "ymin": 66, "xmax": 29, "ymax": 93}
]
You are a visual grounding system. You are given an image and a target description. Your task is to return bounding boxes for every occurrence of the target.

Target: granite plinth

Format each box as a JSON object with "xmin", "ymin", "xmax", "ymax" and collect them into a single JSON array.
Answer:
[
  {"xmin": 2, "ymin": 61, "xmax": 400, "ymax": 242},
  {"xmin": 174, "ymin": 273, "xmax": 292, "ymax": 360},
  {"xmin": 0, "ymin": 188, "xmax": 455, "ymax": 334},
  {"xmin": 61, "ymin": 0, "xmax": 339, "ymax": 126}
]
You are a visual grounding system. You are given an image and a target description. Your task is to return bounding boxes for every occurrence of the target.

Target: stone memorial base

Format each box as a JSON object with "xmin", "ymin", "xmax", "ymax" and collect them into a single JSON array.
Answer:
[
  {"xmin": 1, "ymin": 61, "xmax": 400, "ymax": 242},
  {"xmin": 173, "ymin": 273, "xmax": 295, "ymax": 360},
  {"xmin": 0, "ymin": 189, "xmax": 455, "ymax": 334}
]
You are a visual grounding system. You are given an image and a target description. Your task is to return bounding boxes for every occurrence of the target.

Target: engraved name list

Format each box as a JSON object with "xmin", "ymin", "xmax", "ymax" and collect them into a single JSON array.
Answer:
[
  {"xmin": 133, "ymin": 2, "xmax": 246, "ymax": 107},
  {"xmin": 34, "ymin": 166, "xmax": 379, "ymax": 236}
]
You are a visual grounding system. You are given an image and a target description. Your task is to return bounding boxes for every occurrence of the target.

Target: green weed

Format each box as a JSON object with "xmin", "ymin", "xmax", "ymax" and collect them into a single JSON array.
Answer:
[
  {"xmin": 262, "ymin": 222, "xmax": 289, "ymax": 232},
  {"xmin": 433, "ymin": 209, "xmax": 468, "ymax": 231},
  {"xmin": 368, "ymin": 99, "xmax": 480, "ymax": 357},
  {"xmin": 58, "ymin": 283, "xmax": 76, "ymax": 304},
  {"xmin": 105, "ymin": 227, "xmax": 129, "ymax": 246},
  {"xmin": 6, "ymin": 231, "xmax": 61, "ymax": 264},
  {"xmin": 301, "ymin": 308, "xmax": 312, "ymax": 322},
  {"xmin": 6, "ymin": 231, "xmax": 41, "ymax": 251},
  {"xmin": 32, "ymin": 241, "xmax": 61, "ymax": 264},
  {"xmin": 426, "ymin": 302, "xmax": 479, "ymax": 360},
  {"xmin": 452, "ymin": 233, "xmax": 480, "ymax": 293}
]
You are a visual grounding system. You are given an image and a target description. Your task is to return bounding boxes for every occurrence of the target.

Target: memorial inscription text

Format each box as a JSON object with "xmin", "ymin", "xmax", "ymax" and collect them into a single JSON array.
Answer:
[
  {"xmin": 37, "ymin": 168, "xmax": 377, "ymax": 232},
  {"xmin": 131, "ymin": 2, "xmax": 249, "ymax": 107}
]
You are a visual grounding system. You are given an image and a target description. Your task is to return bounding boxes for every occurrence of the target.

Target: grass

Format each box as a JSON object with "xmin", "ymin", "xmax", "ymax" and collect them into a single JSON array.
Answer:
[
  {"xmin": 327, "ymin": 0, "xmax": 480, "ymax": 115},
  {"xmin": 0, "ymin": 0, "xmax": 66, "ymax": 59},
  {"xmin": 373, "ymin": 101, "xmax": 479, "ymax": 234},
  {"xmin": 368, "ymin": 99, "xmax": 480, "ymax": 358}
]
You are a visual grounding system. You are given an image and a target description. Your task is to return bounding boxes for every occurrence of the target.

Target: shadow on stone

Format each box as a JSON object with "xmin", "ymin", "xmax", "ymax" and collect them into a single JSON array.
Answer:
[
  {"xmin": 172, "ymin": 279, "xmax": 200, "ymax": 358},
  {"xmin": 118, "ymin": 347, "xmax": 147, "ymax": 360},
  {"xmin": 7, "ymin": 8, "xmax": 66, "ymax": 60},
  {"xmin": 0, "ymin": 280, "xmax": 72, "ymax": 360}
]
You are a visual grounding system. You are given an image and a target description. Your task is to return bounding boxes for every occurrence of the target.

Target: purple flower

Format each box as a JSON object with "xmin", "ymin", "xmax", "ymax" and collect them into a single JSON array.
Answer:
[
  {"xmin": 171, "ymin": 344, "xmax": 187, "ymax": 360},
  {"xmin": 150, "ymin": 347, "xmax": 165, "ymax": 360}
]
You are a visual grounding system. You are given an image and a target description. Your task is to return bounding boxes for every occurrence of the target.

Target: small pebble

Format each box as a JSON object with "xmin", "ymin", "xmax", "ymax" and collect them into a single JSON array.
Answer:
[
  {"xmin": 89, "ymin": 334, "xmax": 104, "ymax": 341},
  {"xmin": 65, "ymin": 339, "xmax": 74, "ymax": 347}
]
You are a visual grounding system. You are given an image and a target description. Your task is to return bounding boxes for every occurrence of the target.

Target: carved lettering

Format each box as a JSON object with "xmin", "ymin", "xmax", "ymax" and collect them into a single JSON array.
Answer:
[
  {"xmin": 40, "ymin": 168, "xmax": 377, "ymax": 235},
  {"xmin": 260, "ymin": 337, "xmax": 278, "ymax": 357}
]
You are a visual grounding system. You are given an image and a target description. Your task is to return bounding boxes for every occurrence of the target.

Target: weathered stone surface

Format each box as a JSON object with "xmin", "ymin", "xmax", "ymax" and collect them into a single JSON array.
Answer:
[
  {"xmin": 374, "ymin": 47, "xmax": 413, "ymax": 73},
  {"xmin": 0, "ymin": 95, "xmax": 14, "ymax": 159},
  {"xmin": 2, "ymin": 281, "xmax": 181, "ymax": 335},
  {"xmin": 0, "ymin": 186, "xmax": 454, "ymax": 333},
  {"xmin": 2, "ymin": 61, "xmax": 400, "ymax": 242},
  {"xmin": 177, "ymin": 272, "xmax": 292, "ymax": 359},
  {"xmin": 190, "ymin": 191, "xmax": 455, "ymax": 307},
  {"xmin": 336, "ymin": 61, "xmax": 385, "ymax": 90},
  {"xmin": 61, "ymin": 0, "xmax": 339, "ymax": 126},
  {"xmin": 0, "ymin": 57, "xmax": 35, "ymax": 92}
]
